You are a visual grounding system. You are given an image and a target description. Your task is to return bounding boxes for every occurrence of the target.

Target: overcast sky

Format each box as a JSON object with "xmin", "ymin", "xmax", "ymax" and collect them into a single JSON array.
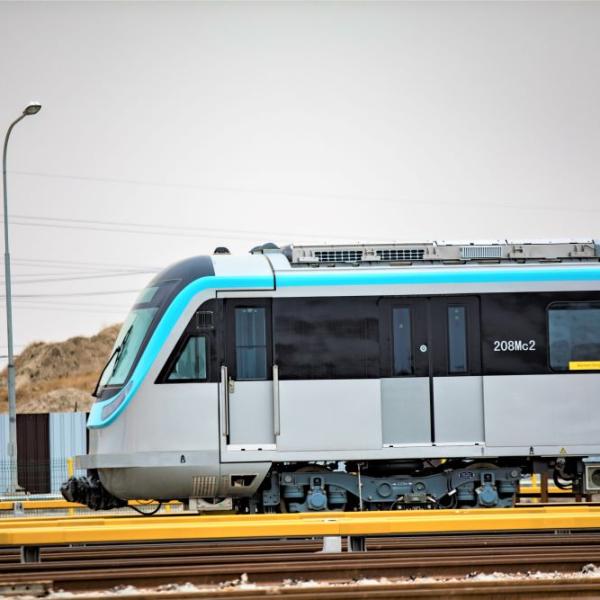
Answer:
[{"xmin": 1, "ymin": 1, "xmax": 600, "ymax": 357}]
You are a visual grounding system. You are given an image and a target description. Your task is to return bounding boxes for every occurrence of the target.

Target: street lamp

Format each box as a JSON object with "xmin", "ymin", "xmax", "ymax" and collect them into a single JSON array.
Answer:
[{"xmin": 2, "ymin": 102, "xmax": 42, "ymax": 494}]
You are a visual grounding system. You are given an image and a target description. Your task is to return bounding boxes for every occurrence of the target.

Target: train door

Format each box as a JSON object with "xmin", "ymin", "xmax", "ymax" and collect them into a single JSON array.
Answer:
[
  {"xmin": 380, "ymin": 296, "xmax": 482, "ymax": 446},
  {"xmin": 380, "ymin": 299, "xmax": 431, "ymax": 446},
  {"xmin": 223, "ymin": 299, "xmax": 276, "ymax": 448},
  {"xmin": 429, "ymin": 297, "xmax": 483, "ymax": 444}
]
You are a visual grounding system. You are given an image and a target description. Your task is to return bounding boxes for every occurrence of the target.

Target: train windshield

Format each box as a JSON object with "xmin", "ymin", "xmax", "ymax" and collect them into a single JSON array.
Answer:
[
  {"xmin": 98, "ymin": 306, "xmax": 158, "ymax": 389},
  {"xmin": 93, "ymin": 280, "xmax": 178, "ymax": 395}
]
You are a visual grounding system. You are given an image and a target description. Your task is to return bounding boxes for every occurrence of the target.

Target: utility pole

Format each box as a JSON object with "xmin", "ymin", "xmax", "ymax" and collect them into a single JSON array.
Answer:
[{"xmin": 2, "ymin": 102, "xmax": 42, "ymax": 494}]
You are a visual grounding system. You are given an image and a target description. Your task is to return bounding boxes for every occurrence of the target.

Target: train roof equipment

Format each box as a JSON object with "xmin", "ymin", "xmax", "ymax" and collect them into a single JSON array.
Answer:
[{"xmin": 253, "ymin": 240, "xmax": 600, "ymax": 267}]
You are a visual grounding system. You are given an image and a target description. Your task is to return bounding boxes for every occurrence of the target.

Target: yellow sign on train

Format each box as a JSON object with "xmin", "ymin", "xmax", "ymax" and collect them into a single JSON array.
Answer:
[{"xmin": 569, "ymin": 361, "xmax": 600, "ymax": 371}]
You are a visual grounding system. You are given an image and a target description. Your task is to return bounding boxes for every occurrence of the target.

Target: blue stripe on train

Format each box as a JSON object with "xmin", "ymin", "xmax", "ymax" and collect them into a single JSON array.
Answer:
[
  {"xmin": 88, "ymin": 265, "xmax": 600, "ymax": 428},
  {"xmin": 276, "ymin": 265, "xmax": 600, "ymax": 286}
]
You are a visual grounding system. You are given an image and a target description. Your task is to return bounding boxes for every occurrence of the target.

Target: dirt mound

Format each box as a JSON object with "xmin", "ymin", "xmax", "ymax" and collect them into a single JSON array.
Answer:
[
  {"xmin": 18, "ymin": 388, "xmax": 94, "ymax": 413},
  {"xmin": 0, "ymin": 324, "xmax": 120, "ymax": 413}
]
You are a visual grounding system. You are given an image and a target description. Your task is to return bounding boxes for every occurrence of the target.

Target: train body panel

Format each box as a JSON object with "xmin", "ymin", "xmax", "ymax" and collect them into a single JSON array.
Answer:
[
  {"xmin": 69, "ymin": 241, "xmax": 600, "ymax": 510},
  {"xmin": 483, "ymin": 373, "xmax": 600, "ymax": 447}
]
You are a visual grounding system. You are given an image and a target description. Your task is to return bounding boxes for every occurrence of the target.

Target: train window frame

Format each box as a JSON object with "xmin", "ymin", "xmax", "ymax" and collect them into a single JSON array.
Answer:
[
  {"xmin": 167, "ymin": 336, "xmax": 208, "ymax": 382},
  {"xmin": 234, "ymin": 306, "xmax": 269, "ymax": 381},
  {"xmin": 274, "ymin": 296, "xmax": 380, "ymax": 380},
  {"xmin": 392, "ymin": 306, "xmax": 414, "ymax": 375},
  {"xmin": 547, "ymin": 301, "xmax": 600, "ymax": 373},
  {"xmin": 447, "ymin": 304, "xmax": 468, "ymax": 374},
  {"xmin": 157, "ymin": 334, "xmax": 210, "ymax": 384},
  {"xmin": 97, "ymin": 279, "xmax": 180, "ymax": 394}
]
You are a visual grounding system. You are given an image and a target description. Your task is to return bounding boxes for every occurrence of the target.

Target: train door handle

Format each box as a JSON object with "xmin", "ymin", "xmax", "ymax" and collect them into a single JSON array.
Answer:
[
  {"xmin": 220, "ymin": 366, "xmax": 230, "ymax": 438},
  {"xmin": 273, "ymin": 364, "xmax": 280, "ymax": 437}
]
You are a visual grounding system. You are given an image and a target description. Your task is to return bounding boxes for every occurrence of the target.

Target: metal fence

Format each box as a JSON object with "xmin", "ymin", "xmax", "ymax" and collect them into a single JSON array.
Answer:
[
  {"xmin": 0, "ymin": 457, "xmax": 87, "ymax": 495},
  {"xmin": 0, "ymin": 412, "xmax": 87, "ymax": 495}
]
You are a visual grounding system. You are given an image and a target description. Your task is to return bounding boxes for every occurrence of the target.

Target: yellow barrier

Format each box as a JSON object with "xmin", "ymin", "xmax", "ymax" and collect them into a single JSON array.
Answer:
[
  {"xmin": 2, "ymin": 506, "xmax": 600, "ymax": 547},
  {"xmin": 519, "ymin": 484, "xmax": 571, "ymax": 495},
  {"xmin": 66, "ymin": 458, "xmax": 75, "ymax": 516},
  {"xmin": 66, "ymin": 457, "xmax": 74, "ymax": 479},
  {"xmin": 0, "ymin": 499, "xmax": 180, "ymax": 511}
]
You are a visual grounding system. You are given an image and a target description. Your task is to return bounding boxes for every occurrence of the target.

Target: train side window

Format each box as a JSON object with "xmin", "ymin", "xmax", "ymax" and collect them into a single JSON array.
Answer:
[
  {"xmin": 448, "ymin": 305, "xmax": 467, "ymax": 373},
  {"xmin": 548, "ymin": 303, "xmax": 600, "ymax": 371},
  {"xmin": 235, "ymin": 307, "xmax": 267, "ymax": 380},
  {"xmin": 392, "ymin": 307, "xmax": 413, "ymax": 375},
  {"xmin": 167, "ymin": 336, "xmax": 207, "ymax": 381}
]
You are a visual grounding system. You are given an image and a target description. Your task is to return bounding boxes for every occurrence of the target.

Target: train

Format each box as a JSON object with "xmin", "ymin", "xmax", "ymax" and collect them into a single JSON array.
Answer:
[{"xmin": 62, "ymin": 240, "xmax": 600, "ymax": 512}]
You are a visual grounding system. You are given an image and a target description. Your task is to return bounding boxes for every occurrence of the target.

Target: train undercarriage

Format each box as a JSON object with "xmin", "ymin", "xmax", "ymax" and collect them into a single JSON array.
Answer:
[
  {"xmin": 62, "ymin": 457, "xmax": 583, "ymax": 513},
  {"xmin": 237, "ymin": 457, "xmax": 583, "ymax": 513}
]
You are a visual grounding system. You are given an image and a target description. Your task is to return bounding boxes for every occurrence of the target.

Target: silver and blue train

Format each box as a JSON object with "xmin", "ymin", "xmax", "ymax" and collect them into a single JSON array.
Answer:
[{"xmin": 63, "ymin": 240, "xmax": 600, "ymax": 511}]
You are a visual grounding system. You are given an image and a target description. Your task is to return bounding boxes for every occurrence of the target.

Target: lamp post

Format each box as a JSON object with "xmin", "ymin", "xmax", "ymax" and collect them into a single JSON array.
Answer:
[{"xmin": 3, "ymin": 102, "xmax": 42, "ymax": 494}]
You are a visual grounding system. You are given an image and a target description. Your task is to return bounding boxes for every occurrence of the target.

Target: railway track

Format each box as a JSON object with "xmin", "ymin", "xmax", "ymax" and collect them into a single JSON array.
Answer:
[
  {"xmin": 5, "ymin": 578, "xmax": 600, "ymax": 599},
  {"xmin": 2, "ymin": 532, "xmax": 600, "ymax": 597}
]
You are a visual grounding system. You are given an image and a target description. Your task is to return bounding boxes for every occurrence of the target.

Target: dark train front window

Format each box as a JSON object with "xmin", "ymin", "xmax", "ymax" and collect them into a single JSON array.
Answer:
[
  {"xmin": 99, "ymin": 307, "xmax": 158, "ymax": 387},
  {"xmin": 168, "ymin": 337, "xmax": 207, "ymax": 381},
  {"xmin": 549, "ymin": 303, "xmax": 600, "ymax": 371},
  {"xmin": 95, "ymin": 281, "xmax": 178, "ymax": 393}
]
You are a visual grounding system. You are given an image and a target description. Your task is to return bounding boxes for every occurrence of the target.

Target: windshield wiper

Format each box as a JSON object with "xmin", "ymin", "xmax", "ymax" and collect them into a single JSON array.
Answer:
[
  {"xmin": 91, "ymin": 324, "xmax": 134, "ymax": 397},
  {"xmin": 111, "ymin": 324, "xmax": 133, "ymax": 375},
  {"xmin": 92, "ymin": 346, "xmax": 120, "ymax": 398}
]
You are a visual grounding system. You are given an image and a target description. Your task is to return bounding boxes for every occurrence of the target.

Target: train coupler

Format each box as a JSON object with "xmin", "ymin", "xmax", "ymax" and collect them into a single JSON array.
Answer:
[{"xmin": 61, "ymin": 475, "xmax": 127, "ymax": 510}]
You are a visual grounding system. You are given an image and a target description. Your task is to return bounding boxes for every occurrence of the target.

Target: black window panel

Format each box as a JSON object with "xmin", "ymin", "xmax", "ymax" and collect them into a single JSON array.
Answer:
[
  {"xmin": 157, "ymin": 298, "xmax": 218, "ymax": 384},
  {"xmin": 480, "ymin": 293, "xmax": 548, "ymax": 375},
  {"xmin": 392, "ymin": 307, "xmax": 413, "ymax": 375},
  {"xmin": 429, "ymin": 296, "xmax": 480, "ymax": 377},
  {"xmin": 168, "ymin": 336, "xmax": 207, "ymax": 381},
  {"xmin": 235, "ymin": 307, "xmax": 268, "ymax": 380},
  {"xmin": 381, "ymin": 299, "xmax": 429, "ymax": 378},
  {"xmin": 448, "ymin": 305, "xmax": 467, "ymax": 373},
  {"xmin": 548, "ymin": 303, "xmax": 600, "ymax": 371},
  {"xmin": 274, "ymin": 297, "xmax": 380, "ymax": 379}
]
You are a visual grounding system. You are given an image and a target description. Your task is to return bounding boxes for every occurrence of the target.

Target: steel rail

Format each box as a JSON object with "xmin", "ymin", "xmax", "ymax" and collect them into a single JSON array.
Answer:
[
  {"xmin": 2, "ymin": 545, "xmax": 600, "ymax": 576},
  {"xmin": 5, "ymin": 577, "xmax": 600, "ymax": 599},
  {"xmin": 3, "ymin": 532, "xmax": 600, "ymax": 593},
  {"xmin": 2, "ymin": 554, "xmax": 600, "ymax": 592},
  {"xmin": 40, "ymin": 578, "xmax": 600, "ymax": 600},
  {"xmin": 3, "ymin": 531, "xmax": 600, "ymax": 564}
]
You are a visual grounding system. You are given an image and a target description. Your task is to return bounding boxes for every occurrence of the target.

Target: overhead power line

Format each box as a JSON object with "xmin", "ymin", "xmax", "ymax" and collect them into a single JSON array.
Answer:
[
  {"xmin": 0, "ymin": 289, "xmax": 140, "ymax": 298},
  {"xmin": 9, "ymin": 169, "xmax": 599, "ymax": 215},
  {"xmin": 10, "ymin": 304, "xmax": 126, "ymax": 315},
  {"xmin": 8, "ymin": 269, "xmax": 149, "ymax": 279},
  {"xmin": 7, "ymin": 298, "xmax": 130, "ymax": 309},
  {"xmin": 12, "ymin": 256, "xmax": 161, "ymax": 271},
  {"xmin": 0, "ymin": 269, "xmax": 155, "ymax": 286},
  {"xmin": 2, "ymin": 213, "xmax": 365, "ymax": 242}
]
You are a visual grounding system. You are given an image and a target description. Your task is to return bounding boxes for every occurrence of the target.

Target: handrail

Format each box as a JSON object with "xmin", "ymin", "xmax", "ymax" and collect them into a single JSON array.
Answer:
[
  {"xmin": 220, "ymin": 365, "xmax": 230, "ymax": 438},
  {"xmin": 273, "ymin": 364, "xmax": 280, "ymax": 436}
]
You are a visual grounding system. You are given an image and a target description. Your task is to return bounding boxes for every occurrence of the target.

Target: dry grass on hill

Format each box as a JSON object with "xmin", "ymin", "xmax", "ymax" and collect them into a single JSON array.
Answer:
[{"xmin": 0, "ymin": 324, "xmax": 120, "ymax": 413}]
